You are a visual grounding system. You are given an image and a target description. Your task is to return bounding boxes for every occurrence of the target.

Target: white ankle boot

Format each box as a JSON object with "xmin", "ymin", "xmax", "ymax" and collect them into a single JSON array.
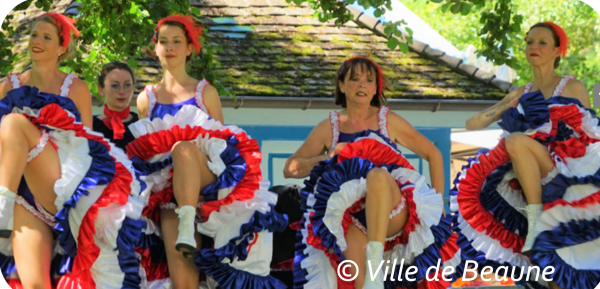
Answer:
[
  {"xmin": 363, "ymin": 241, "xmax": 384, "ymax": 289},
  {"xmin": 522, "ymin": 204, "xmax": 543, "ymax": 254},
  {"xmin": 175, "ymin": 205, "xmax": 197, "ymax": 258},
  {"xmin": 0, "ymin": 186, "xmax": 15, "ymax": 238}
]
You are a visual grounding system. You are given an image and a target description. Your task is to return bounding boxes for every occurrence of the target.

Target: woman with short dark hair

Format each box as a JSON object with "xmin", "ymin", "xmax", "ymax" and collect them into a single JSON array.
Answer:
[
  {"xmin": 93, "ymin": 61, "xmax": 139, "ymax": 150},
  {"xmin": 285, "ymin": 56, "xmax": 460, "ymax": 289}
]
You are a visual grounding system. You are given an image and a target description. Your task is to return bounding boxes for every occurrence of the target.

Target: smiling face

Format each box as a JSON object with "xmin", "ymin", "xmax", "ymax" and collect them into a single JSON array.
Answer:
[
  {"xmin": 99, "ymin": 69, "xmax": 134, "ymax": 111},
  {"xmin": 525, "ymin": 27, "xmax": 560, "ymax": 68},
  {"xmin": 28, "ymin": 20, "xmax": 65, "ymax": 63},
  {"xmin": 338, "ymin": 63, "xmax": 378, "ymax": 107},
  {"xmin": 154, "ymin": 24, "xmax": 193, "ymax": 68}
]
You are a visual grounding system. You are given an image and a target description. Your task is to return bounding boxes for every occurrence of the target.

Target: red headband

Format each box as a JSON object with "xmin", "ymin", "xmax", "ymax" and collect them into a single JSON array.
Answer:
[
  {"xmin": 39, "ymin": 13, "xmax": 80, "ymax": 48},
  {"xmin": 340, "ymin": 56, "xmax": 387, "ymax": 98},
  {"xmin": 153, "ymin": 15, "xmax": 203, "ymax": 54},
  {"xmin": 526, "ymin": 21, "xmax": 568, "ymax": 58}
]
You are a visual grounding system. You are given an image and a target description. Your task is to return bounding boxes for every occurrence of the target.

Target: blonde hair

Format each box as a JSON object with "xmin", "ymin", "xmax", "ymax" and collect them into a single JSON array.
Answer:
[{"xmin": 32, "ymin": 15, "xmax": 76, "ymax": 62}]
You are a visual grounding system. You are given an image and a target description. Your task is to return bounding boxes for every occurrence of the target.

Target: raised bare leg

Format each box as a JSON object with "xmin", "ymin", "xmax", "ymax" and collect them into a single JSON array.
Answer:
[
  {"xmin": 170, "ymin": 141, "xmax": 216, "ymax": 256},
  {"xmin": 505, "ymin": 133, "xmax": 555, "ymax": 254},
  {"xmin": 506, "ymin": 133, "xmax": 555, "ymax": 205},
  {"xmin": 363, "ymin": 168, "xmax": 408, "ymax": 289},
  {"xmin": 0, "ymin": 113, "xmax": 60, "ymax": 237}
]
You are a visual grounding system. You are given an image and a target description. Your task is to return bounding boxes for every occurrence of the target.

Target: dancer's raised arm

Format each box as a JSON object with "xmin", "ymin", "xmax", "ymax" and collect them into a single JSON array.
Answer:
[{"xmin": 465, "ymin": 86, "xmax": 524, "ymax": 130}]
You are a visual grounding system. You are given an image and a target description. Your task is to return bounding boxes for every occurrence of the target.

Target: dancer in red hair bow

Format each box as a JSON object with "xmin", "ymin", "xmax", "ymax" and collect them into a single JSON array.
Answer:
[
  {"xmin": 130, "ymin": 15, "xmax": 287, "ymax": 289},
  {"xmin": 0, "ymin": 13, "xmax": 145, "ymax": 288},
  {"xmin": 453, "ymin": 22, "xmax": 598, "ymax": 289},
  {"xmin": 285, "ymin": 56, "xmax": 462, "ymax": 289}
]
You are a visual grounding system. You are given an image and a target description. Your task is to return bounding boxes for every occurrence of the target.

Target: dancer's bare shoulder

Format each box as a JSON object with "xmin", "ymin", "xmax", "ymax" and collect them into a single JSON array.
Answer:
[{"xmin": 563, "ymin": 79, "xmax": 590, "ymax": 108}]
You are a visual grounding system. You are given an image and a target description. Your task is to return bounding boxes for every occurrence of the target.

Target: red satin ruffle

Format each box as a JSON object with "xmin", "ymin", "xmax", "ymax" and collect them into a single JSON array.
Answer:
[{"xmin": 456, "ymin": 139, "xmax": 525, "ymax": 252}]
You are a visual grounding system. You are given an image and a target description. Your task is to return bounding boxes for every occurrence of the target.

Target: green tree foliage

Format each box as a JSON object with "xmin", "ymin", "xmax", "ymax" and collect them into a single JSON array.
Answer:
[
  {"xmin": 289, "ymin": 0, "xmax": 524, "ymax": 66},
  {"xmin": 290, "ymin": 0, "xmax": 599, "ymax": 104},
  {"xmin": 2, "ymin": 0, "xmax": 597, "ymax": 102},
  {"xmin": 0, "ymin": 0, "xmax": 227, "ymax": 98},
  {"xmin": 401, "ymin": 0, "xmax": 600, "ymax": 102}
]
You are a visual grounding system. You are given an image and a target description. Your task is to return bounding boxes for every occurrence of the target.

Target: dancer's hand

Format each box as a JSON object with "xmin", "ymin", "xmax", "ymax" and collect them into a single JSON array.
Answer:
[{"xmin": 329, "ymin": 142, "xmax": 347, "ymax": 158}]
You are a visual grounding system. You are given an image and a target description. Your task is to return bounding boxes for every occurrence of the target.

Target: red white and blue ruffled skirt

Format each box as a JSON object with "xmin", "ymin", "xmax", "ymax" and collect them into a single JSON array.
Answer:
[
  {"xmin": 126, "ymin": 105, "xmax": 288, "ymax": 289},
  {"xmin": 0, "ymin": 86, "xmax": 145, "ymax": 288},
  {"xmin": 293, "ymin": 131, "xmax": 462, "ymax": 289},
  {"xmin": 451, "ymin": 90, "xmax": 600, "ymax": 289}
]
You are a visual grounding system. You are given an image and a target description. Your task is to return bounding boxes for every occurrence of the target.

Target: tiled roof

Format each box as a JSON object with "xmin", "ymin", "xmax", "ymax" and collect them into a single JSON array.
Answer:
[
  {"xmin": 186, "ymin": 0, "xmax": 512, "ymax": 100},
  {"xmin": 3, "ymin": 0, "xmax": 513, "ymax": 102}
]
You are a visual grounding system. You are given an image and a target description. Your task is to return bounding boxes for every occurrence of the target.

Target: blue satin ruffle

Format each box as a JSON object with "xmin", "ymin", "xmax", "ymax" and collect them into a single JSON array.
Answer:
[
  {"xmin": 201, "ymin": 135, "xmax": 247, "ymax": 201},
  {"xmin": 54, "ymin": 140, "xmax": 116, "ymax": 261},
  {"xmin": 450, "ymin": 151, "xmax": 544, "ymax": 288},
  {"xmin": 130, "ymin": 156, "xmax": 172, "ymax": 177},
  {"xmin": 479, "ymin": 162, "xmax": 527, "ymax": 236},
  {"xmin": 195, "ymin": 205, "xmax": 288, "ymax": 289},
  {"xmin": 150, "ymin": 97, "xmax": 197, "ymax": 120},
  {"xmin": 532, "ymin": 218, "xmax": 600, "ymax": 289},
  {"xmin": 388, "ymin": 216, "xmax": 453, "ymax": 288},
  {"xmin": 543, "ymin": 165, "xmax": 600, "ymax": 204},
  {"xmin": 0, "ymin": 86, "xmax": 143, "ymax": 288},
  {"xmin": 340, "ymin": 129, "xmax": 401, "ymax": 153},
  {"xmin": 295, "ymin": 139, "xmax": 455, "ymax": 287},
  {"xmin": 0, "ymin": 86, "xmax": 81, "ymax": 121},
  {"xmin": 498, "ymin": 90, "xmax": 550, "ymax": 133},
  {"xmin": 117, "ymin": 217, "xmax": 146, "ymax": 289},
  {"xmin": 0, "ymin": 252, "xmax": 16, "ymax": 277}
]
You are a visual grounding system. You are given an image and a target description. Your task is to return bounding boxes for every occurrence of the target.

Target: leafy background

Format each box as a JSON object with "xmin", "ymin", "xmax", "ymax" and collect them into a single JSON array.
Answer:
[{"xmin": 1, "ymin": 0, "xmax": 599, "ymax": 104}]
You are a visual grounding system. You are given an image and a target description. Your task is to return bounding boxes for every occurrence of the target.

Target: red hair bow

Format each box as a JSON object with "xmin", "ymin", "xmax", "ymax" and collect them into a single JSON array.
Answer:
[
  {"xmin": 40, "ymin": 13, "xmax": 80, "ymax": 48},
  {"xmin": 153, "ymin": 14, "xmax": 203, "ymax": 54},
  {"xmin": 343, "ymin": 56, "xmax": 387, "ymax": 98}
]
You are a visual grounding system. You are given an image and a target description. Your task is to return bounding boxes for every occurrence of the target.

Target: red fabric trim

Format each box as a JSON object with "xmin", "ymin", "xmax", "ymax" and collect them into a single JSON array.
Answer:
[
  {"xmin": 545, "ymin": 189, "xmax": 600, "ymax": 211},
  {"xmin": 337, "ymin": 138, "xmax": 415, "ymax": 170},
  {"xmin": 143, "ymin": 186, "xmax": 174, "ymax": 224},
  {"xmin": 136, "ymin": 247, "xmax": 170, "ymax": 282},
  {"xmin": 549, "ymin": 105, "xmax": 599, "ymax": 146},
  {"xmin": 289, "ymin": 221, "xmax": 302, "ymax": 230},
  {"xmin": 246, "ymin": 232, "xmax": 259, "ymax": 254},
  {"xmin": 439, "ymin": 234, "xmax": 460, "ymax": 262},
  {"xmin": 6, "ymin": 279, "xmax": 23, "ymax": 289},
  {"xmin": 127, "ymin": 125, "xmax": 262, "ymax": 222},
  {"xmin": 29, "ymin": 104, "xmax": 133, "ymax": 288},
  {"xmin": 456, "ymin": 139, "xmax": 525, "ymax": 251},
  {"xmin": 383, "ymin": 183, "xmax": 418, "ymax": 251},
  {"xmin": 102, "ymin": 105, "xmax": 130, "ymax": 140},
  {"xmin": 271, "ymin": 258, "xmax": 294, "ymax": 271},
  {"xmin": 548, "ymin": 138, "xmax": 587, "ymax": 161}
]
